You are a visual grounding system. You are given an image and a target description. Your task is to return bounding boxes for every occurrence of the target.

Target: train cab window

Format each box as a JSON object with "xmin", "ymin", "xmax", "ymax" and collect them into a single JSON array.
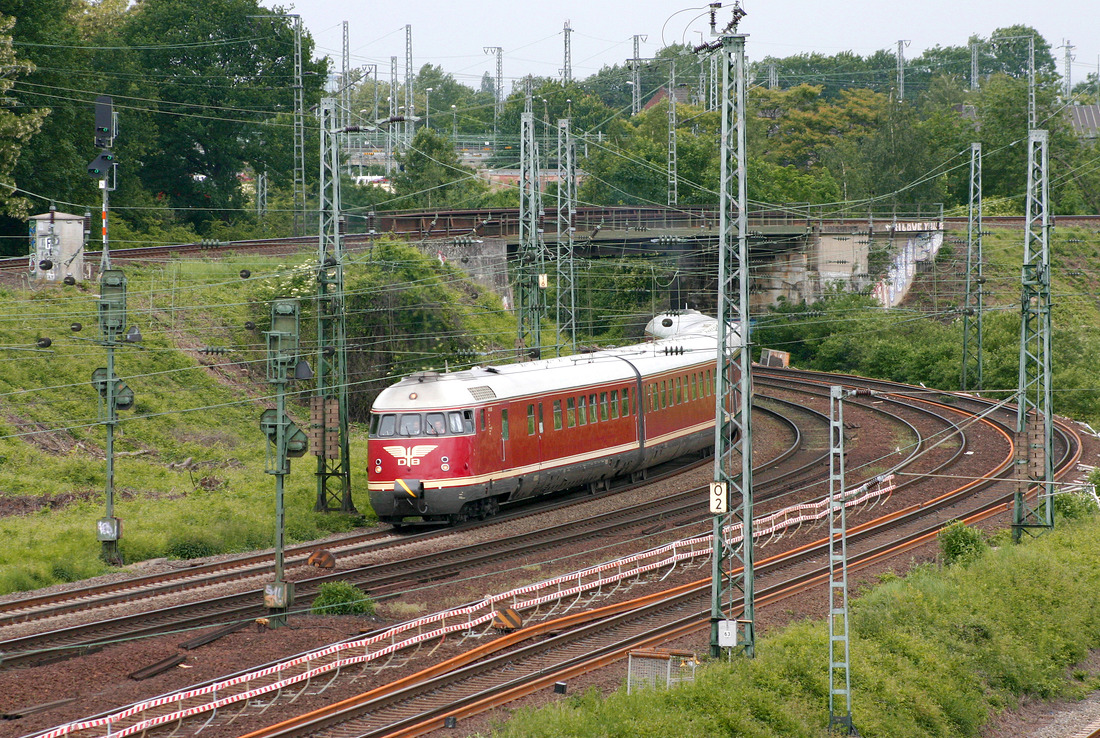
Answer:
[
  {"xmin": 479, "ymin": 409, "xmax": 486, "ymax": 431},
  {"xmin": 399, "ymin": 414, "xmax": 422, "ymax": 436},
  {"xmin": 501, "ymin": 409, "xmax": 509, "ymax": 440},
  {"xmin": 374, "ymin": 414, "xmax": 396, "ymax": 437},
  {"xmin": 425, "ymin": 413, "xmax": 447, "ymax": 435},
  {"xmin": 623, "ymin": 388, "xmax": 631, "ymax": 416},
  {"xmin": 600, "ymin": 392, "xmax": 609, "ymax": 421},
  {"xmin": 527, "ymin": 404, "xmax": 536, "ymax": 435},
  {"xmin": 553, "ymin": 400, "xmax": 563, "ymax": 430},
  {"xmin": 567, "ymin": 397, "xmax": 576, "ymax": 428},
  {"xmin": 589, "ymin": 394, "xmax": 599, "ymax": 424},
  {"xmin": 447, "ymin": 412, "xmax": 464, "ymax": 434},
  {"xmin": 578, "ymin": 396, "xmax": 587, "ymax": 426},
  {"xmin": 610, "ymin": 390, "xmax": 620, "ymax": 419}
]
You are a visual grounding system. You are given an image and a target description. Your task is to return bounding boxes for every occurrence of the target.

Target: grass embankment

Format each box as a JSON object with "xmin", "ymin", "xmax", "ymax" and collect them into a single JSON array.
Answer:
[
  {"xmin": 0, "ymin": 241, "xmax": 514, "ymax": 594},
  {"xmin": 492, "ymin": 509, "xmax": 1100, "ymax": 737}
]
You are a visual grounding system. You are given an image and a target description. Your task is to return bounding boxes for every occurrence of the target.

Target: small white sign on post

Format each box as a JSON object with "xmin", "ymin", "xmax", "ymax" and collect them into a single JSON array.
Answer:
[
  {"xmin": 709, "ymin": 481, "xmax": 728, "ymax": 514},
  {"xmin": 717, "ymin": 619, "xmax": 737, "ymax": 648}
]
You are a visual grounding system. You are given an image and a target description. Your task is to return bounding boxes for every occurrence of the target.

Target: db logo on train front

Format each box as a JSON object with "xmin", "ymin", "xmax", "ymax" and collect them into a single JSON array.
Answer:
[{"xmin": 384, "ymin": 445, "xmax": 437, "ymax": 467}]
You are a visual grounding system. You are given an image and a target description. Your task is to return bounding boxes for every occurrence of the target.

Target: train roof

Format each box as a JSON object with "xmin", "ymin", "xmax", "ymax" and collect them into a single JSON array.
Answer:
[{"xmin": 372, "ymin": 312, "xmax": 739, "ymax": 411}]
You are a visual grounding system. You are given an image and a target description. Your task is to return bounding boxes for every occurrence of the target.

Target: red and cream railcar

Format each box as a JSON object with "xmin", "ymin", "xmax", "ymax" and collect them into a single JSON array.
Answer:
[{"xmin": 367, "ymin": 311, "xmax": 738, "ymax": 524}]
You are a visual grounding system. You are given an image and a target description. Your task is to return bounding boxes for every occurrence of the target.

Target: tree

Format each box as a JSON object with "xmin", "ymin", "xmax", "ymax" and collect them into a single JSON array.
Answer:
[
  {"xmin": 0, "ymin": 1, "xmax": 90, "ymax": 248},
  {"xmin": 108, "ymin": 0, "xmax": 327, "ymax": 229},
  {"xmin": 392, "ymin": 127, "xmax": 485, "ymax": 209},
  {"xmin": 0, "ymin": 14, "xmax": 48, "ymax": 226}
]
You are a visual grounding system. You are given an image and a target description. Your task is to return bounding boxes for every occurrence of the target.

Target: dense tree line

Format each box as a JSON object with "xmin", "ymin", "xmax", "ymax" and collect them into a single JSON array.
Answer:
[{"xmin": 2, "ymin": 9, "xmax": 1099, "ymax": 255}]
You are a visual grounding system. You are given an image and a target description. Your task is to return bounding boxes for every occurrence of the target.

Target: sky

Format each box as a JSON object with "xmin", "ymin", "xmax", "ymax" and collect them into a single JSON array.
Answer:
[{"xmin": 265, "ymin": 0, "xmax": 1099, "ymax": 93}]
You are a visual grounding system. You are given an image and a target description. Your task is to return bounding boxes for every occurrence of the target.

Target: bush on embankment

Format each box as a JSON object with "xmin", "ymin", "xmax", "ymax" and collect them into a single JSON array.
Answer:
[{"xmin": 491, "ymin": 510, "xmax": 1100, "ymax": 737}]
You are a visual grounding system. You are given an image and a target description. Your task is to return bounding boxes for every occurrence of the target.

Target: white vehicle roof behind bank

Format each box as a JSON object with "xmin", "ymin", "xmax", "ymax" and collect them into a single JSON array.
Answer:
[{"xmin": 373, "ymin": 312, "xmax": 736, "ymax": 412}]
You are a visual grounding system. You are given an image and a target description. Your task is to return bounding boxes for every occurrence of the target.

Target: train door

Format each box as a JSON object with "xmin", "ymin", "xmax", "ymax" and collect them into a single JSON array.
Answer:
[{"xmin": 537, "ymin": 402, "xmax": 545, "ymax": 469}]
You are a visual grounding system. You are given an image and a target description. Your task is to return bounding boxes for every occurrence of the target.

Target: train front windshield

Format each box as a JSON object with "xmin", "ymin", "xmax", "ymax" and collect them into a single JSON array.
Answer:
[{"xmin": 371, "ymin": 411, "xmax": 473, "ymax": 437}]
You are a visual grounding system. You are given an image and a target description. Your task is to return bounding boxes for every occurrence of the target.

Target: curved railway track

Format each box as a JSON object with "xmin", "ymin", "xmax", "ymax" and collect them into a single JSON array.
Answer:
[
  {"xmin": 231, "ymin": 372, "xmax": 1083, "ymax": 738},
  {"xmin": 8, "ymin": 370, "xmax": 1084, "ymax": 738},
  {"xmin": 0, "ymin": 384, "xmax": 970, "ymax": 670}
]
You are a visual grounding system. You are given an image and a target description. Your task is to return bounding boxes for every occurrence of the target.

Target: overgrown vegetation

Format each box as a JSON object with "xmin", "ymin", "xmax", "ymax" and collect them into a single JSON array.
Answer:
[
  {"xmin": 754, "ymin": 225, "xmax": 1100, "ymax": 428},
  {"xmin": 311, "ymin": 580, "xmax": 375, "ymax": 616},
  {"xmin": 0, "ymin": 241, "xmax": 512, "ymax": 594},
  {"xmin": 491, "ymin": 512, "xmax": 1100, "ymax": 737}
]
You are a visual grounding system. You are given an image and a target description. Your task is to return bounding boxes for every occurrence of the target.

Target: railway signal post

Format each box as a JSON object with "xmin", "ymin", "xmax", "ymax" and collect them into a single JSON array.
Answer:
[
  {"xmin": 262, "ymin": 298, "xmax": 311, "ymax": 626},
  {"xmin": 704, "ymin": 2, "xmax": 755, "ymax": 660}
]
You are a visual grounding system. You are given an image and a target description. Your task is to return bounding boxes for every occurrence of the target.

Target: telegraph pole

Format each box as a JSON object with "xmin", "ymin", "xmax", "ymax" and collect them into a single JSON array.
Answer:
[
  {"xmin": 292, "ymin": 15, "xmax": 305, "ymax": 236},
  {"xmin": 485, "ymin": 46, "xmax": 504, "ymax": 148},
  {"xmin": 388, "ymin": 56, "xmax": 398, "ymax": 170},
  {"xmin": 1061, "ymin": 39, "xmax": 1075, "ymax": 98},
  {"xmin": 556, "ymin": 117, "xmax": 576, "ymax": 354},
  {"xmin": 314, "ymin": 98, "xmax": 355, "ymax": 513},
  {"xmin": 562, "ymin": 21, "xmax": 572, "ymax": 85},
  {"xmin": 404, "ymin": 24, "xmax": 414, "ymax": 150},
  {"xmin": 896, "ymin": 40, "xmax": 910, "ymax": 101},
  {"xmin": 828, "ymin": 386, "xmax": 857, "ymax": 735},
  {"xmin": 1013, "ymin": 129, "xmax": 1054, "ymax": 542},
  {"xmin": 629, "ymin": 34, "xmax": 647, "ymax": 115},
  {"xmin": 667, "ymin": 61, "xmax": 678, "ymax": 207},
  {"xmin": 517, "ymin": 90, "xmax": 544, "ymax": 358},
  {"xmin": 961, "ymin": 143, "xmax": 983, "ymax": 391},
  {"xmin": 703, "ymin": 2, "xmax": 754, "ymax": 660},
  {"xmin": 970, "ymin": 39, "xmax": 980, "ymax": 91}
]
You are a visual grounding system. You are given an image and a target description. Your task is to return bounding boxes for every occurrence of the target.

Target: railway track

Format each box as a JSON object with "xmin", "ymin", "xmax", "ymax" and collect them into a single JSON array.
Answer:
[
  {"xmin": 9, "ymin": 370, "xmax": 1074, "ymax": 738},
  {"xmin": 229, "ymin": 375, "xmax": 1083, "ymax": 738},
  {"xmin": 0, "ymin": 383, "xmax": 961, "ymax": 670}
]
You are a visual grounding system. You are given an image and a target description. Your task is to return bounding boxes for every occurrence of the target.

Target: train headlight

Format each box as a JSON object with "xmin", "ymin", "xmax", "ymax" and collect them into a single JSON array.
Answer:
[
  {"xmin": 441, "ymin": 463, "xmax": 450, "ymax": 471},
  {"xmin": 375, "ymin": 466, "xmax": 382, "ymax": 473}
]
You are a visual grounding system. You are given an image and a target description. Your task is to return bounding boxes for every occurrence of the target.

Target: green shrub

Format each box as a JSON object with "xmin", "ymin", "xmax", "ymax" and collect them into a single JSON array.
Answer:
[
  {"xmin": 1054, "ymin": 491, "xmax": 1097, "ymax": 521},
  {"xmin": 311, "ymin": 581, "xmax": 375, "ymax": 616},
  {"xmin": 938, "ymin": 520, "xmax": 987, "ymax": 566},
  {"xmin": 165, "ymin": 534, "xmax": 219, "ymax": 560}
]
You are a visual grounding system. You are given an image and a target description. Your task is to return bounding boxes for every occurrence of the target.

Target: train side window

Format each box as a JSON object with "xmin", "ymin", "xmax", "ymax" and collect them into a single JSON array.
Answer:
[
  {"xmin": 661, "ymin": 380, "xmax": 667, "ymax": 409},
  {"xmin": 610, "ymin": 390, "xmax": 619, "ymax": 419},
  {"xmin": 479, "ymin": 409, "xmax": 486, "ymax": 431},
  {"xmin": 399, "ymin": 414, "xmax": 422, "ymax": 436},
  {"xmin": 567, "ymin": 397, "xmax": 576, "ymax": 427},
  {"xmin": 578, "ymin": 396, "xmax": 587, "ymax": 425},
  {"xmin": 463, "ymin": 410, "xmax": 474, "ymax": 433},
  {"xmin": 501, "ymin": 409, "xmax": 509, "ymax": 440},
  {"xmin": 376, "ymin": 414, "xmax": 396, "ymax": 437},
  {"xmin": 676, "ymin": 377, "xmax": 682, "ymax": 405},
  {"xmin": 527, "ymin": 404, "xmax": 536, "ymax": 435},
  {"xmin": 691, "ymin": 373, "xmax": 698, "ymax": 401},
  {"xmin": 553, "ymin": 400, "xmax": 563, "ymax": 430},
  {"xmin": 706, "ymin": 369, "xmax": 713, "ymax": 395},
  {"xmin": 650, "ymin": 384, "xmax": 657, "ymax": 412},
  {"xmin": 589, "ymin": 394, "xmax": 598, "ymax": 423},
  {"xmin": 600, "ymin": 392, "xmax": 609, "ymax": 421},
  {"xmin": 623, "ymin": 388, "xmax": 631, "ymax": 416}
]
